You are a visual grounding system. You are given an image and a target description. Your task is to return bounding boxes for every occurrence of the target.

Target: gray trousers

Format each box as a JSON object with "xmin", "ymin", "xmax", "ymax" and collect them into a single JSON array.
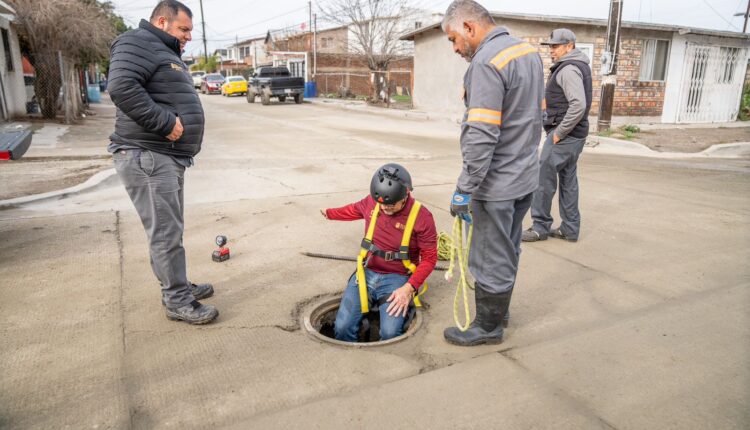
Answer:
[
  {"xmin": 113, "ymin": 149, "xmax": 193, "ymax": 308},
  {"xmin": 530, "ymin": 134, "xmax": 586, "ymax": 239},
  {"xmin": 469, "ymin": 193, "xmax": 533, "ymax": 294}
]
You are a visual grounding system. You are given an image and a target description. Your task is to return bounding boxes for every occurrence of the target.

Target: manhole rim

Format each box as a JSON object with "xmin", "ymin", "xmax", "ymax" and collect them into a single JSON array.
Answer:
[{"xmin": 302, "ymin": 295, "xmax": 423, "ymax": 348}]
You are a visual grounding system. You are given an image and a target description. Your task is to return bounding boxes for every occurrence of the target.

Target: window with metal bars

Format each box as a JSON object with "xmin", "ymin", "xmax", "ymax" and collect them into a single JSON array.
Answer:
[{"xmin": 717, "ymin": 47, "xmax": 740, "ymax": 84}]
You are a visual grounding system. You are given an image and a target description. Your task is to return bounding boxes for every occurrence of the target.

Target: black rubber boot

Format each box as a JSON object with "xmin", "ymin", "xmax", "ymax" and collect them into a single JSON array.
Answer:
[{"xmin": 443, "ymin": 285, "xmax": 512, "ymax": 346}]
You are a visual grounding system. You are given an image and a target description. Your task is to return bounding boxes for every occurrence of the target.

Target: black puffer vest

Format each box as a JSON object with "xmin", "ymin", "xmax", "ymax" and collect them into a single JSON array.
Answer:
[
  {"xmin": 544, "ymin": 60, "xmax": 592, "ymax": 139},
  {"xmin": 108, "ymin": 20, "xmax": 204, "ymax": 157}
]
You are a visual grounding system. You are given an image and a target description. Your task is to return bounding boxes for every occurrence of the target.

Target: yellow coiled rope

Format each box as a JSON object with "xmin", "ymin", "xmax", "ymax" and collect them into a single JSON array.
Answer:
[{"xmin": 442, "ymin": 217, "xmax": 473, "ymax": 332}]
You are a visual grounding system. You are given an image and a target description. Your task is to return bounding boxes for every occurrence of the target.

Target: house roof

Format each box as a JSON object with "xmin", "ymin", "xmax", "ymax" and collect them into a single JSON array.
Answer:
[
  {"xmin": 229, "ymin": 36, "xmax": 266, "ymax": 48},
  {"xmin": 400, "ymin": 11, "xmax": 750, "ymax": 41}
]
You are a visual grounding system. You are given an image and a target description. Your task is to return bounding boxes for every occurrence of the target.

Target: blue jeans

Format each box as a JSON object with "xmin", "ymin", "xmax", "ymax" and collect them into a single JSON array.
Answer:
[{"xmin": 334, "ymin": 269, "xmax": 410, "ymax": 342}]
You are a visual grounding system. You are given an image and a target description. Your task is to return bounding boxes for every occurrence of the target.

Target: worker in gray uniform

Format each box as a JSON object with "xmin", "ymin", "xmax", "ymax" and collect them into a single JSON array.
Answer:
[
  {"xmin": 523, "ymin": 28, "xmax": 593, "ymax": 243},
  {"xmin": 440, "ymin": 0, "xmax": 545, "ymax": 346}
]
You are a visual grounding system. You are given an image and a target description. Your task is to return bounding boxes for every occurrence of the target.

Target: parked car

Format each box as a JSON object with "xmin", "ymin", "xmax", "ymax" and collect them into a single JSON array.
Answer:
[
  {"xmin": 221, "ymin": 75, "xmax": 248, "ymax": 97},
  {"xmin": 247, "ymin": 67, "xmax": 304, "ymax": 105},
  {"xmin": 201, "ymin": 73, "xmax": 225, "ymax": 94},
  {"xmin": 191, "ymin": 71, "xmax": 206, "ymax": 88}
]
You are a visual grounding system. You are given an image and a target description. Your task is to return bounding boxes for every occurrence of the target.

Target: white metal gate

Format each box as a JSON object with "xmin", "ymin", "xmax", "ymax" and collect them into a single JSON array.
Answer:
[{"xmin": 677, "ymin": 43, "xmax": 747, "ymax": 123}]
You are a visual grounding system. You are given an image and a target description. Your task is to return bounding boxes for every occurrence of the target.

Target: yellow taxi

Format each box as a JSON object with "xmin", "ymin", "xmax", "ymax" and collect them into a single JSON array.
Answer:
[{"xmin": 221, "ymin": 75, "xmax": 248, "ymax": 97}]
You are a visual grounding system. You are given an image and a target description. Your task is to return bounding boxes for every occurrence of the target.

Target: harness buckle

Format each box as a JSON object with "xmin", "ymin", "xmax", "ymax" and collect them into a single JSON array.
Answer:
[{"xmin": 383, "ymin": 251, "xmax": 396, "ymax": 261}]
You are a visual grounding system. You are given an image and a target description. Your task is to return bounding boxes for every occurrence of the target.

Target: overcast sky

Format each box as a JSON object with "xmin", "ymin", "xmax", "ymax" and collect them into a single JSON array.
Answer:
[{"xmin": 110, "ymin": 0, "xmax": 749, "ymax": 57}]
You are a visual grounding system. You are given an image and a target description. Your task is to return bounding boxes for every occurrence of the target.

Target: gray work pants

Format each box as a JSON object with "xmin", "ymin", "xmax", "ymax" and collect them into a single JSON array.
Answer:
[
  {"xmin": 469, "ymin": 193, "xmax": 533, "ymax": 294},
  {"xmin": 113, "ymin": 149, "xmax": 193, "ymax": 308},
  {"xmin": 530, "ymin": 134, "xmax": 586, "ymax": 239}
]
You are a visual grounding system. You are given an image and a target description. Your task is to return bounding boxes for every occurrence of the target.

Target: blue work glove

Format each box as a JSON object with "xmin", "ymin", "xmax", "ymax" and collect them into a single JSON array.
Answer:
[{"xmin": 450, "ymin": 190, "xmax": 472, "ymax": 224}]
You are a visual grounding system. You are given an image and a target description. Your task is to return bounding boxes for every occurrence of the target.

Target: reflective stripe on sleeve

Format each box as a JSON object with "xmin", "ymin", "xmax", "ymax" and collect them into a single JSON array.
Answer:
[
  {"xmin": 490, "ymin": 42, "xmax": 538, "ymax": 71},
  {"xmin": 467, "ymin": 108, "xmax": 502, "ymax": 126}
]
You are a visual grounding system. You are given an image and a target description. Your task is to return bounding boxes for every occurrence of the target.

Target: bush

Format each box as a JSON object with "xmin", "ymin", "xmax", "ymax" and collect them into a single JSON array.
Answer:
[{"xmin": 739, "ymin": 87, "xmax": 750, "ymax": 121}]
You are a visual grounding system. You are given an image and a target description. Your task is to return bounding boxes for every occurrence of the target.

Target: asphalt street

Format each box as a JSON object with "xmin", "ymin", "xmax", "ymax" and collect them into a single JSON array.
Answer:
[{"xmin": 0, "ymin": 94, "xmax": 748, "ymax": 429}]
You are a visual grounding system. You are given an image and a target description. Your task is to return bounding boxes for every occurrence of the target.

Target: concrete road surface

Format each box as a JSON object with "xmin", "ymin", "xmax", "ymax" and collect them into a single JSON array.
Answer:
[{"xmin": 1, "ymin": 94, "xmax": 748, "ymax": 429}]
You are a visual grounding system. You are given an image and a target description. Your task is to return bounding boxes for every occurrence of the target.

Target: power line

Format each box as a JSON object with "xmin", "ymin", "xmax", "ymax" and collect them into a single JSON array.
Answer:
[
  {"xmin": 699, "ymin": 0, "xmax": 740, "ymax": 30},
  {"xmin": 216, "ymin": 5, "xmax": 308, "ymax": 35}
]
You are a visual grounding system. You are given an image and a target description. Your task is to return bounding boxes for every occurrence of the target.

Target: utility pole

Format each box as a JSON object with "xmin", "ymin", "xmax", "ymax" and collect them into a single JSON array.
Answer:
[
  {"xmin": 732, "ymin": 1, "xmax": 749, "ymax": 33},
  {"xmin": 235, "ymin": 34, "xmax": 239, "ymax": 73},
  {"xmin": 313, "ymin": 13, "xmax": 317, "ymax": 78},
  {"xmin": 199, "ymin": 0, "xmax": 208, "ymax": 63},
  {"xmin": 308, "ymin": 1, "xmax": 313, "ymax": 36},
  {"xmin": 597, "ymin": 0, "xmax": 623, "ymax": 132}
]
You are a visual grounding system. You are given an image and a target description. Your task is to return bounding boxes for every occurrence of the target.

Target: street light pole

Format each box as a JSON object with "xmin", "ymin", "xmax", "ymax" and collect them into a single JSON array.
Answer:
[{"xmin": 597, "ymin": 0, "xmax": 623, "ymax": 132}]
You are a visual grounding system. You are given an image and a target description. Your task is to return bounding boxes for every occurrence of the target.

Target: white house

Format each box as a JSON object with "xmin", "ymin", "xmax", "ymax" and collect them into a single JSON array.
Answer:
[{"xmin": 0, "ymin": 1, "xmax": 28, "ymax": 120}]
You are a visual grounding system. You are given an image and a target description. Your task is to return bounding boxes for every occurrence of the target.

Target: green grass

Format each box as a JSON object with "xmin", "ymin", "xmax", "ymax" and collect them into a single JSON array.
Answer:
[
  {"xmin": 597, "ymin": 124, "xmax": 640, "ymax": 140},
  {"xmin": 391, "ymin": 95, "xmax": 412, "ymax": 103}
]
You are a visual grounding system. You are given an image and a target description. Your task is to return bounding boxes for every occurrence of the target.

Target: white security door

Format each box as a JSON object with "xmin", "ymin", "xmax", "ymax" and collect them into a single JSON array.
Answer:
[
  {"xmin": 678, "ymin": 43, "xmax": 748, "ymax": 123},
  {"xmin": 288, "ymin": 60, "xmax": 305, "ymax": 80}
]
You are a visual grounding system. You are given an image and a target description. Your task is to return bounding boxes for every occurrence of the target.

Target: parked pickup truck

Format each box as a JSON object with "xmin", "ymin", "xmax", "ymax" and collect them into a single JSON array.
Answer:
[{"xmin": 247, "ymin": 67, "xmax": 305, "ymax": 105}]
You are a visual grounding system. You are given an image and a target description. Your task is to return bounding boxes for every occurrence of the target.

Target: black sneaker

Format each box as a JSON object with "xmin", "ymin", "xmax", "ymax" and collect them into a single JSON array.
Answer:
[
  {"xmin": 161, "ymin": 282, "xmax": 214, "ymax": 306},
  {"xmin": 522, "ymin": 228, "xmax": 547, "ymax": 242},
  {"xmin": 550, "ymin": 227, "xmax": 578, "ymax": 242},
  {"xmin": 165, "ymin": 300, "xmax": 219, "ymax": 325}
]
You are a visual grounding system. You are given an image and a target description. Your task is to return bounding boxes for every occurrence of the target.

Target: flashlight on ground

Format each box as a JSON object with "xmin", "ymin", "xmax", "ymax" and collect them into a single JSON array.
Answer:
[{"xmin": 212, "ymin": 235, "xmax": 230, "ymax": 262}]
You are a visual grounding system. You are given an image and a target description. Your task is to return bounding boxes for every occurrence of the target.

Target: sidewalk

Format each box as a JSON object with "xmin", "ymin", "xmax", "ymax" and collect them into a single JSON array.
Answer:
[
  {"xmin": 312, "ymin": 97, "xmax": 750, "ymax": 157},
  {"xmin": 0, "ymin": 96, "xmax": 115, "ymax": 200}
]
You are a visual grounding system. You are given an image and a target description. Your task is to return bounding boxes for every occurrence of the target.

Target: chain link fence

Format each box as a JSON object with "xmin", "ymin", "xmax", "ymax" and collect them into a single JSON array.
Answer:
[
  {"xmin": 26, "ymin": 51, "xmax": 90, "ymax": 124},
  {"xmin": 314, "ymin": 70, "xmax": 412, "ymax": 108}
]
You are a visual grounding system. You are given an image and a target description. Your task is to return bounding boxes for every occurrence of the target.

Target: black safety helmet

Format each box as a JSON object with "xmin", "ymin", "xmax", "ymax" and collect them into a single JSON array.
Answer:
[{"xmin": 370, "ymin": 163, "xmax": 413, "ymax": 204}]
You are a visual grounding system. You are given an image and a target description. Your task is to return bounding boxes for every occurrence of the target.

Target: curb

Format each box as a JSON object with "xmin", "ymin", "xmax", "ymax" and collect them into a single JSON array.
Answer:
[
  {"xmin": 586, "ymin": 136, "xmax": 750, "ymax": 159},
  {"xmin": 0, "ymin": 168, "xmax": 117, "ymax": 208},
  {"xmin": 309, "ymin": 98, "xmax": 456, "ymax": 122}
]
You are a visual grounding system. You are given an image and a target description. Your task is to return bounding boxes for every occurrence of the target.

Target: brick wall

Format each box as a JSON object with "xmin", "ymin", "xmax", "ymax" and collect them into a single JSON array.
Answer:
[
  {"xmin": 522, "ymin": 32, "xmax": 667, "ymax": 117},
  {"xmin": 313, "ymin": 53, "xmax": 413, "ymax": 97}
]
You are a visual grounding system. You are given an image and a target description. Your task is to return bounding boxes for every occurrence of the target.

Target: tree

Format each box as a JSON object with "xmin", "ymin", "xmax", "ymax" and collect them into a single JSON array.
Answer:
[
  {"xmin": 318, "ymin": 0, "xmax": 414, "ymax": 103},
  {"xmin": 192, "ymin": 55, "xmax": 219, "ymax": 73},
  {"xmin": 10, "ymin": 0, "xmax": 117, "ymax": 118}
]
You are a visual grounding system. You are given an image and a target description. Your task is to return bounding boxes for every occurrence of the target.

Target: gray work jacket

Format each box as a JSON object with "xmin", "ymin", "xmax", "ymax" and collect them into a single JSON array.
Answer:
[{"xmin": 458, "ymin": 27, "xmax": 545, "ymax": 201}]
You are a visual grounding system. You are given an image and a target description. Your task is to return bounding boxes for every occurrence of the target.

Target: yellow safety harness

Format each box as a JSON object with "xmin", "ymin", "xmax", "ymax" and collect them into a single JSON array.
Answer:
[{"xmin": 356, "ymin": 201, "xmax": 429, "ymax": 313}]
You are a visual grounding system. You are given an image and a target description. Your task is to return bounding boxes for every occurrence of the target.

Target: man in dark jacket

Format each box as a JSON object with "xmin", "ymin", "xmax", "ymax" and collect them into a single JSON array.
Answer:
[
  {"xmin": 108, "ymin": 0, "xmax": 218, "ymax": 325},
  {"xmin": 523, "ymin": 28, "xmax": 593, "ymax": 243}
]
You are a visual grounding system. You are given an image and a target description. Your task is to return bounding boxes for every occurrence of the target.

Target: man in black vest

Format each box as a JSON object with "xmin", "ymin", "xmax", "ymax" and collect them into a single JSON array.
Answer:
[
  {"xmin": 108, "ymin": 0, "xmax": 218, "ymax": 324},
  {"xmin": 523, "ymin": 28, "xmax": 592, "ymax": 243}
]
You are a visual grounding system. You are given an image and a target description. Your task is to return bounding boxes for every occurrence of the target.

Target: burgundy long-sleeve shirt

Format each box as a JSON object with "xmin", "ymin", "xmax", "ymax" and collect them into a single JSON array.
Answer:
[{"xmin": 326, "ymin": 195, "xmax": 438, "ymax": 289}]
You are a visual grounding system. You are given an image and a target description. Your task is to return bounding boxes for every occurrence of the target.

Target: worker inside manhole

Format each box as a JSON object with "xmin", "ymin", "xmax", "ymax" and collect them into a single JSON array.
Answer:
[
  {"xmin": 320, "ymin": 163, "xmax": 438, "ymax": 342},
  {"xmin": 316, "ymin": 304, "xmax": 418, "ymax": 343}
]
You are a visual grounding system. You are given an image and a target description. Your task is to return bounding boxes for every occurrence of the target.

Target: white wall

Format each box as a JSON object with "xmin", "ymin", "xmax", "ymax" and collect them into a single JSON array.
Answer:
[
  {"xmin": 412, "ymin": 29, "xmax": 467, "ymax": 118},
  {"xmin": 662, "ymin": 33, "xmax": 750, "ymax": 123},
  {"xmin": 0, "ymin": 14, "xmax": 27, "ymax": 119}
]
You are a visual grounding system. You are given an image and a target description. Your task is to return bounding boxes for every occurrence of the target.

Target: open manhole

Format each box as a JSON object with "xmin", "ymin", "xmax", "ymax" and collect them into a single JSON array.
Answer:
[{"xmin": 303, "ymin": 296, "xmax": 423, "ymax": 347}]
